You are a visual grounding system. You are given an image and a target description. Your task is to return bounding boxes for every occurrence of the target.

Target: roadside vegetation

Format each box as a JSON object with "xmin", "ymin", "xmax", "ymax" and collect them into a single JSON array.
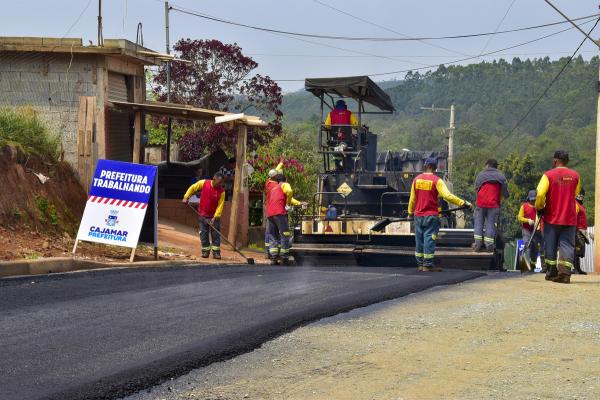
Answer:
[{"xmin": 0, "ymin": 106, "xmax": 60, "ymax": 161}]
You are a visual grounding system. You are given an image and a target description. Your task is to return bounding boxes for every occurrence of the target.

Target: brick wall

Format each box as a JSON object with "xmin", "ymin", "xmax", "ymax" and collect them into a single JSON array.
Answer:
[{"xmin": 0, "ymin": 52, "xmax": 98, "ymax": 168}]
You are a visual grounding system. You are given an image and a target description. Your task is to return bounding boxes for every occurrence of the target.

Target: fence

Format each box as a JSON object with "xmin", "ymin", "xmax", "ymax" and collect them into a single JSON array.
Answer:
[{"xmin": 580, "ymin": 226, "xmax": 595, "ymax": 273}]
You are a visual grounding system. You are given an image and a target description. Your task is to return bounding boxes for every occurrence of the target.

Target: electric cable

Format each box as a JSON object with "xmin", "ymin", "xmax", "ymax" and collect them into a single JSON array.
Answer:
[
  {"xmin": 492, "ymin": 17, "xmax": 600, "ymax": 149},
  {"xmin": 272, "ymin": 18, "xmax": 597, "ymax": 81},
  {"xmin": 311, "ymin": 0, "xmax": 469, "ymax": 57},
  {"xmin": 169, "ymin": 6, "xmax": 599, "ymax": 43},
  {"xmin": 477, "ymin": 0, "xmax": 517, "ymax": 57}
]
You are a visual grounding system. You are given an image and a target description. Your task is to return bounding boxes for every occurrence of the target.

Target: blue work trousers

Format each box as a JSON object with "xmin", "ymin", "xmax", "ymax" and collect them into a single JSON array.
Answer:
[
  {"xmin": 544, "ymin": 223, "xmax": 575, "ymax": 270},
  {"xmin": 415, "ymin": 215, "xmax": 441, "ymax": 267}
]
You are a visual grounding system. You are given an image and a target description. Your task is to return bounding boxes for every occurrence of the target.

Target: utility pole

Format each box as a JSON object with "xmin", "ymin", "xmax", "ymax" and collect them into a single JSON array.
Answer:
[
  {"xmin": 420, "ymin": 104, "xmax": 456, "ymax": 186},
  {"xmin": 97, "ymin": 0, "xmax": 104, "ymax": 46},
  {"xmin": 164, "ymin": 1, "xmax": 172, "ymax": 163}
]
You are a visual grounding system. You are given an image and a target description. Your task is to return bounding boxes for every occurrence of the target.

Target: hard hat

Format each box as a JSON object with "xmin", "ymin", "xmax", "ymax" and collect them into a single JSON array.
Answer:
[
  {"xmin": 268, "ymin": 169, "xmax": 278, "ymax": 178},
  {"xmin": 527, "ymin": 190, "xmax": 537, "ymax": 201}
]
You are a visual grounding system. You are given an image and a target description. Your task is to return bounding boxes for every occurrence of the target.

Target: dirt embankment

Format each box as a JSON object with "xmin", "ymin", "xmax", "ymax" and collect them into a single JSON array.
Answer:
[
  {"xmin": 0, "ymin": 144, "xmax": 197, "ymax": 262},
  {"xmin": 0, "ymin": 144, "xmax": 87, "ymax": 260}
]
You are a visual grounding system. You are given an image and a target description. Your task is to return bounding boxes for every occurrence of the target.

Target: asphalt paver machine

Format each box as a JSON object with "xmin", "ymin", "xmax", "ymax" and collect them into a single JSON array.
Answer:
[{"xmin": 290, "ymin": 76, "xmax": 501, "ymax": 270}]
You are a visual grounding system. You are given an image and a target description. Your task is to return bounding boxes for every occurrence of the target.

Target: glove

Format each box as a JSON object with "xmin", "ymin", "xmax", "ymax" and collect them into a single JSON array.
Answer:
[
  {"xmin": 537, "ymin": 209, "xmax": 544, "ymax": 217},
  {"xmin": 528, "ymin": 219, "xmax": 535, "ymax": 227},
  {"xmin": 407, "ymin": 214, "xmax": 414, "ymax": 221}
]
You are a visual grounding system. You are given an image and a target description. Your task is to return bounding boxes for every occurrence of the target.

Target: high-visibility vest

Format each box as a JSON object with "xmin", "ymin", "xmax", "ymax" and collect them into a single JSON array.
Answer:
[
  {"xmin": 198, "ymin": 179, "xmax": 224, "ymax": 218},
  {"xmin": 577, "ymin": 203, "xmax": 588, "ymax": 230},
  {"xmin": 266, "ymin": 181, "xmax": 287, "ymax": 217},
  {"xmin": 329, "ymin": 109, "xmax": 352, "ymax": 125},
  {"xmin": 544, "ymin": 167, "xmax": 579, "ymax": 226},
  {"xmin": 412, "ymin": 173, "xmax": 440, "ymax": 217},
  {"xmin": 522, "ymin": 202, "xmax": 536, "ymax": 232}
]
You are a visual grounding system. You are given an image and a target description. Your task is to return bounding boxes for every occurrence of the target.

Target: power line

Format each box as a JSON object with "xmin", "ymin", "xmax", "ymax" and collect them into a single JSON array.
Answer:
[
  {"xmin": 169, "ymin": 6, "xmax": 599, "ymax": 43},
  {"xmin": 311, "ymin": 0, "xmax": 468, "ymax": 57},
  {"xmin": 244, "ymin": 50, "xmax": 598, "ymax": 58},
  {"xmin": 273, "ymin": 18, "xmax": 597, "ymax": 81},
  {"xmin": 62, "ymin": 0, "xmax": 93, "ymax": 38},
  {"xmin": 493, "ymin": 17, "xmax": 600, "ymax": 150},
  {"xmin": 477, "ymin": 0, "xmax": 518, "ymax": 57}
]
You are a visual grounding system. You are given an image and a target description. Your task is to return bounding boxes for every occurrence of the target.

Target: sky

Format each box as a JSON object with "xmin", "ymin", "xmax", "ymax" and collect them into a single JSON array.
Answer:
[{"xmin": 1, "ymin": 0, "xmax": 599, "ymax": 92}]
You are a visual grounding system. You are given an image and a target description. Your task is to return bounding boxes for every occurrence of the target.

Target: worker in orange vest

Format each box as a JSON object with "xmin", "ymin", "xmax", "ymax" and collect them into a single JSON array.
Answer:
[
  {"xmin": 574, "ymin": 189, "xmax": 590, "ymax": 275},
  {"xmin": 266, "ymin": 172, "xmax": 306, "ymax": 265},
  {"xmin": 182, "ymin": 172, "xmax": 226, "ymax": 259},
  {"xmin": 324, "ymin": 99, "xmax": 358, "ymax": 142},
  {"xmin": 408, "ymin": 158, "xmax": 472, "ymax": 272},
  {"xmin": 264, "ymin": 160, "xmax": 284, "ymax": 259},
  {"xmin": 535, "ymin": 150, "xmax": 581, "ymax": 284},
  {"xmin": 518, "ymin": 190, "xmax": 544, "ymax": 270}
]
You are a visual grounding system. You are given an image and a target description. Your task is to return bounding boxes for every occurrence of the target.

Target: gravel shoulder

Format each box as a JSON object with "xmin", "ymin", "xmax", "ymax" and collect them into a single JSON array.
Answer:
[{"xmin": 128, "ymin": 273, "xmax": 600, "ymax": 400}]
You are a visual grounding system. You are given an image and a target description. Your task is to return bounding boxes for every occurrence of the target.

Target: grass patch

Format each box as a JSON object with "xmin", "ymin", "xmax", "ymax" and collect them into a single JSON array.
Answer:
[
  {"xmin": 35, "ymin": 196, "xmax": 59, "ymax": 226},
  {"xmin": 0, "ymin": 107, "xmax": 60, "ymax": 161}
]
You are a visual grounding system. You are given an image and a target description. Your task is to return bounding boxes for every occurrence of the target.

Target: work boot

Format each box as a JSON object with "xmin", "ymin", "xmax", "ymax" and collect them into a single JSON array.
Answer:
[
  {"xmin": 201, "ymin": 250, "xmax": 210, "ymax": 258},
  {"xmin": 281, "ymin": 257, "xmax": 291, "ymax": 266},
  {"xmin": 270, "ymin": 257, "xmax": 280, "ymax": 266},
  {"xmin": 551, "ymin": 265, "xmax": 571, "ymax": 284},
  {"xmin": 471, "ymin": 241, "xmax": 483, "ymax": 252},
  {"xmin": 485, "ymin": 244, "xmax": 496, "ymax": 253},
  {"xmin": 545, "ymin": 266, "xmax": 558, "ymax": 281},
  {"xmin": 417, "ymin": 265, "xmax": 426, "ymax": 272},
  {"xmin": 212, "ymin": 251, "xmax": 221, "ymax": 260}
]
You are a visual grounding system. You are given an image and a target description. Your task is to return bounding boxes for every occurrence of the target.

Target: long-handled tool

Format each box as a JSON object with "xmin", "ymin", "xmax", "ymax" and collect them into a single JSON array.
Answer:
[
  {"xmin": 371, "ymin": 204, "xmax": 472, "ymax": 233},
  {"xmin": 187, "ymin": 203, "xmax": 255, "ymax": 265},
  {"xmin": 517, "ymin": 217, "xmax": 542, "ymax": 273}
]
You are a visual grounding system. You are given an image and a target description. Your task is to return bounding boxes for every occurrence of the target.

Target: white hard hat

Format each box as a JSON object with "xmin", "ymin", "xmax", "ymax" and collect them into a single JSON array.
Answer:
[{"xmin": 268, "ymin": 169, "xmax": 278, "ymax": 178}]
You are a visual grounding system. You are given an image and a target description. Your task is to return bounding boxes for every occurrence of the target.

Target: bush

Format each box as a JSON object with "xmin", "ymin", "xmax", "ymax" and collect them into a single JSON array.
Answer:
[{"xmin": 0, "ymin": 107, "xmax": 60, "ymax": 161}]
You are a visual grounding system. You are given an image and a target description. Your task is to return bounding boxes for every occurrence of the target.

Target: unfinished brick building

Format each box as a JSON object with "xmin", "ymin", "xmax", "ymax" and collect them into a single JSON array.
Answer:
[{"xmin": 0, "ymin": 37, "xmax": 162, "ymax": 184}]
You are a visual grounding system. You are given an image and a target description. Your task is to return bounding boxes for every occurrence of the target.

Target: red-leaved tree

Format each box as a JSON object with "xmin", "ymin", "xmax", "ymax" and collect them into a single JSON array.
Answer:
[{"xmin": 152, "ymin": 39, "xmax": 283, "ymax": 160}]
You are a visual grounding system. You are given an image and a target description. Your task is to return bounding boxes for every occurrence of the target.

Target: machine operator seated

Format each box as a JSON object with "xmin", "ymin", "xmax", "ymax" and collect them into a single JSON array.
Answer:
[{"xmin": 324, "ymin": 99, "xmax": 358, "ymax": 149}]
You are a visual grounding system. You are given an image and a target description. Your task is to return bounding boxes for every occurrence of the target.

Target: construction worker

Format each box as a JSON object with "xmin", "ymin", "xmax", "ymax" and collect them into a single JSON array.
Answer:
[
  {"xmin": 182, "ymin": 172, "xmax": 226, "ymax": 259},
  {"xmin": 266, "ymin": 172, "xmax": 306, "ymax": 265},
  {"xmin": 264, "ymin": 160, "xmax": 284, "ymax": 259},
  {"xmin": 408, "ymin": 158, "xmax": 472, "ymax": 272},
  {"xmin": 535, "ymin": 150, "xmax": 581, "ymax": 284},
  {"xmin": 472, "ymin": 159, "xmax": 509, "ymax": 252},
  {"xmin": 574, "ymin": 189, "xmax": 590, "ymax": 275},
  {"xmin": 324, "ymin": 99, "xmax": 359, "ymax": 142},
  {"xmin": 518, "ymin": 190, "xmax": 544, "ymax": 270}
]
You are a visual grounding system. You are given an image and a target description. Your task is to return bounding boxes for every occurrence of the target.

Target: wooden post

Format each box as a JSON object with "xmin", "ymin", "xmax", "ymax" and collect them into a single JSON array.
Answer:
[
  {"xmin": 228, "ymin": 124, "xmax": 248, "ymax": 248},
  {"xmin": 594, "ymin": 63, "xmax": 600, "ymax": 274},
  {"xmin": 132, "ymin": 111, "xmax": 142, "ymax": 163}
]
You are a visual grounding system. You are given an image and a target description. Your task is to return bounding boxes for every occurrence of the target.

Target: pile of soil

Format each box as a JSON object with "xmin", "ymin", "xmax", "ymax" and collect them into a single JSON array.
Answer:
[{"xmin": 0, "ymin": 144, "xmax": 192, "ymax": 262}]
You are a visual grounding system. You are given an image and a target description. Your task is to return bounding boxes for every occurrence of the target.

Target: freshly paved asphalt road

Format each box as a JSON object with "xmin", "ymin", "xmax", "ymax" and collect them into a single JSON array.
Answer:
[{"xmin": 0, "ymin": 265, "xmax": 484, "ymax": 400}]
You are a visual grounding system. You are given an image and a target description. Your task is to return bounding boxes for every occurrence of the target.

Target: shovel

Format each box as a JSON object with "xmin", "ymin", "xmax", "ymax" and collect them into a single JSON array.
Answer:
[
  {"xmin": 517, "ymin": 217, "xmax": 542, "ymax": 273},
  {"xmin": 186, "ymin": 203, "xmax": 255, "ymax": 265}
]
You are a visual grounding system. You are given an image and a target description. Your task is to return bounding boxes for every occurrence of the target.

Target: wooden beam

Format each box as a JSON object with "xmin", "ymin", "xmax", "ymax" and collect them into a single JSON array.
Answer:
[
  {"xmin": 228, "ymin": 124, "xmax": 248, "ymax": 248},
  {"xmin": 132, "ymin": 111, "xmax": 142, "ymax": 163},
  {"xmin": 84, "ymin": 97, "xmax": 95, "ymax": 192}
]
